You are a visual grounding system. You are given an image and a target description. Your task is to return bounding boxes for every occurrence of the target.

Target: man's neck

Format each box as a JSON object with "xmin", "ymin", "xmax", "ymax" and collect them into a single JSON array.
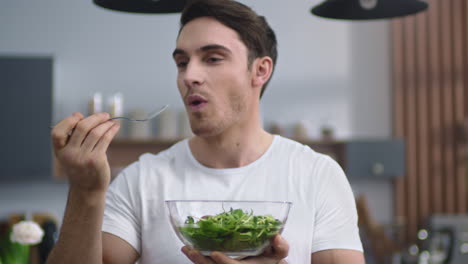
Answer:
[{"xmin": 189, "ymin": 125, "xmax": 274, "ymax": 169}]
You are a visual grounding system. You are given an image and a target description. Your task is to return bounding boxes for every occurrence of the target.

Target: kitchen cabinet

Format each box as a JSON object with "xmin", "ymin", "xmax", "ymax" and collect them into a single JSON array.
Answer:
[
  {"xmin": 0, "ymin": 56, "xmax": 53, "ymax": 182},
  {"xmin": 344, "ymin": 139, "xmax": 405, "ymax": 178}
]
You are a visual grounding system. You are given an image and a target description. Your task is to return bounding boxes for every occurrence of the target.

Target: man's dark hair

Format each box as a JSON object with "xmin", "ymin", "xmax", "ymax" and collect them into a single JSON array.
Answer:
[{"xmin": 180, "ymin": 0, "xmax": 278, "ymax": 98}]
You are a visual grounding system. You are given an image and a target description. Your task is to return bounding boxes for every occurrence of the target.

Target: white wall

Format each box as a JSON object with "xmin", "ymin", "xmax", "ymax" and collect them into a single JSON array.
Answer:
[
  {"xmin": 0, "ymin": 182, "xmax": 69, "ymax": 221},
  {"xmin": 349, "ymin": 21, "xmax": 392, "ymax": 138},
  {"xmin": 0, "ymin": 0, "xmax": 393, "ymax": 224}
]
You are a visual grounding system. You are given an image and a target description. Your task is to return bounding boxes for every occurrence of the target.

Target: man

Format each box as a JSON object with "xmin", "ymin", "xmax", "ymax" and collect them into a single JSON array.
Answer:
[{"xmin": 47, "ymin": 0, "xmax": 365, "ymax": 263}]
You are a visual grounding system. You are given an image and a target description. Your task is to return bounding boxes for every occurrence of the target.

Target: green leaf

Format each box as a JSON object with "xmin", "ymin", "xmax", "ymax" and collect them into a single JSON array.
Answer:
[
  {"xmin": 179, "ymin": 208, "xmax": 283, "ymax": 252},
  {"xmin": 0, "ymin": 229, "xmax": 30, "ymax": 264}
]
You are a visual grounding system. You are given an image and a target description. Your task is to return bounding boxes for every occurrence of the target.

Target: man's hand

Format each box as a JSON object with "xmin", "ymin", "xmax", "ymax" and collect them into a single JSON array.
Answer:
[
  {"xmin": 51, "ymin": 112, "xmax": 120, "ymax": 192},
  {"xmin": 47, "ymin": 112, "xmax": 120, "ymax": 264},
  {"xmin": 182, "ymin": 235, "xmax": 289, "ymax": 264}
]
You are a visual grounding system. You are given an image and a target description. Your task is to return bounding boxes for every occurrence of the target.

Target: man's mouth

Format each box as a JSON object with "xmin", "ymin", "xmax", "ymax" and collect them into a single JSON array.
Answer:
[
  {"xmin": 190, "ymin": 100, "xmax": 203, "ymax": 106},
  {"xmin": 187, "ymin": 95, "xmax": 208, "ymax": 111}
]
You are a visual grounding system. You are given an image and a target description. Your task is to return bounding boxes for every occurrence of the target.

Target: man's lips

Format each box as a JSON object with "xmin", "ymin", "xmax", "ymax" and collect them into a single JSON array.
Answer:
[{"xmin": 187, "ymin": 95, "xmax": 208, "ymax": 111}]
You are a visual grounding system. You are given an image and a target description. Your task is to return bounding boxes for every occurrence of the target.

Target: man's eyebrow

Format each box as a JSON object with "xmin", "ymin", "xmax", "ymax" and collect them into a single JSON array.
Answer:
[
  {"xmin": 172, "ymin": 44, "xmax": 232, "ymax": 58},
  {"xmin": 172, "ymin": 48, "xmax": 186, "ymax": 58},
  {"xmin": 199, "ymin": 44, "xmax": 232, "ymax": 54}
]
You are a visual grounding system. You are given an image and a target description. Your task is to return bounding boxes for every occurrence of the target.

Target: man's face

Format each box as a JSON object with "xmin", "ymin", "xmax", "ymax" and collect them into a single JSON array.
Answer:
[{"xmin": 173, "ymin": 17, "xmax": 255, "ymax": 137}]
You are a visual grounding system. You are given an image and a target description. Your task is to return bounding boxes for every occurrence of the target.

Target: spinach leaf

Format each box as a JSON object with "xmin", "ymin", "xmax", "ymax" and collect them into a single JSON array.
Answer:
[{"xmin": 179, "ymin": 208, "xmax": 282, "ymax": 252}]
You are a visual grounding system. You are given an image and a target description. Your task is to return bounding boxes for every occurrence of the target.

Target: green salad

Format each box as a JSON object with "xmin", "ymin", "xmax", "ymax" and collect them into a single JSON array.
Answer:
[{"xmin": 179, "ymin": 208, "xmax": 282, "ymax": 252}]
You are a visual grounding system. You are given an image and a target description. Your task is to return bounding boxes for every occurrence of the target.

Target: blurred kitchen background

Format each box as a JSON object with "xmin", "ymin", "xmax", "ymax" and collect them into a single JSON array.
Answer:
[{"xmin": 1, "ymin": 0, "xmax": 467, "ymax": 263}]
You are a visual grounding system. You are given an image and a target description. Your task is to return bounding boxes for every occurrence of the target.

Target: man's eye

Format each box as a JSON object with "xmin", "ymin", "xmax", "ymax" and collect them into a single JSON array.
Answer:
[
  {"xmin": 176, "ymin": 61, "xmax": 188, "ymax": 68},
  {"xmin": 207, "ymin": 57, "xmax": 222, "ymax": 63}
]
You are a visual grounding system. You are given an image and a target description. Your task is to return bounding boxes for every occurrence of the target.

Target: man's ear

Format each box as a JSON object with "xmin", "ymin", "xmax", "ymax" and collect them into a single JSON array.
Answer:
[{"xmin": 252, "ymin": 56, "xmax": 273, "ymax": 88}]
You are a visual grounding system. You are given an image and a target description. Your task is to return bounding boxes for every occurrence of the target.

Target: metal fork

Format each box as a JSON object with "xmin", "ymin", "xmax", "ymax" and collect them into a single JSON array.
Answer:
[
  {"xmin": 109, "ymin": 104, "xmax": 169, "ymax": 122},
  {"xmin": 49, "ymin": 105, "xmax": 169, "ymax": 131}
]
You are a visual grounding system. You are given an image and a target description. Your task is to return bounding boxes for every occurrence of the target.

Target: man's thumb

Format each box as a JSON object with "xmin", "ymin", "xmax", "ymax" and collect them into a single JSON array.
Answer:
[{"xmin": 271, "ymin": 235, "xmax": 289, "ymax": 259}]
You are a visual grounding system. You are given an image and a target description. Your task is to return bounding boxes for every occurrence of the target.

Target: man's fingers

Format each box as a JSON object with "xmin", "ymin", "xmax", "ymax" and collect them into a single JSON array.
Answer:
[
  {"xmin": 73, "ymin": 112, "xmax": 84, "ymax": 119},
  {"xmin": 51, "ymin": 113, "xmax": 84, "ymax": 149},
  {"xmin": 80, "ymin": 121, "xmax": 116, "ymax": 152},
  {"xmin": 209, "ymin": 252, "xmax": 237, "ymax": 264},
  {"xmin": 67, "ymin": 112, "xmax": 110, "ymax": 147},
  {"xmin": 181, "ymin": 237, "xmax": 288, "ymax": 264},
  {"xmin": 181, "ymin": 247, "xmax": 216, "ymax": 264},
  {"xmin": 270, "ymin": 235, "xmax": 289, "ymax": 260},
  {"xmin": 93, "ymin": 122, "xmax": 120, "ymax": 153}
]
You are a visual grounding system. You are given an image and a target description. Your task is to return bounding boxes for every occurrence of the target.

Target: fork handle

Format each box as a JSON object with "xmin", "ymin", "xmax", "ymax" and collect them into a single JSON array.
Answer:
[
  {"xmin": 108, "ymin": 117, "xmax": 132, "ymax": 121},
  {"xmin": 108, "ymin": 117, "xmax": 145, "ymax": 122}
]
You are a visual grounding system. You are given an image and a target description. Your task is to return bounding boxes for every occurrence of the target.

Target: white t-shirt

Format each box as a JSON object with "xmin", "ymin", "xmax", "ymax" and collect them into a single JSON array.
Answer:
[{"xmin": 103, "ymin": 135, "xmax": 363, "ymax": 264}]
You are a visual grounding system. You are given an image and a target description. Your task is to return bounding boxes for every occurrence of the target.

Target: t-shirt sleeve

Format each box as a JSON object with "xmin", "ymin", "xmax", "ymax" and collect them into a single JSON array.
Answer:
[
  {"xmin": 102, "ymin": 162, "xmax": 141, "ymax": 254},
  {"xmin": 311, "ymin": 156, "xmax": 363, "ymax": 253}
]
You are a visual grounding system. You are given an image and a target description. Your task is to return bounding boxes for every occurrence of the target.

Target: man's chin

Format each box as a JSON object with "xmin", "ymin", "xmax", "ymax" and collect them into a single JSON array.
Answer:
[
  {"xmin": 191, "ymin": 129, "xmax": 219, "ymax": 138},
  {"xmin": 190, "ymin": 124, "xmax": 223, "ymax": 138}
]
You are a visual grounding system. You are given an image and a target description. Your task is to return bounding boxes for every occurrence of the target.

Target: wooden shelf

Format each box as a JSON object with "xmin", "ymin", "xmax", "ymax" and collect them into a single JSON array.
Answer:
[
  {"xmin": 108, "ymin": 138, "xmax": 179, "ymax": 169},
  {"xmin": 107, "ymin": 138, "xmax": 346, "ymax": 171},
  {"xmin": 55, "ymin": 137, "xmax": 403, "ymax": 181}
]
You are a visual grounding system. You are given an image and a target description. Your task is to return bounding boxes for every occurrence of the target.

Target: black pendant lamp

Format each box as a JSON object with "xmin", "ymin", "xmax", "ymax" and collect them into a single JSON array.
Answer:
[
  {"xmin": 93, "ymin": 0, "xmax": 187, "ymax": 14},
  {"xmin": 311, "ymin": 0, "xmax": 429, "ymax": 20}
]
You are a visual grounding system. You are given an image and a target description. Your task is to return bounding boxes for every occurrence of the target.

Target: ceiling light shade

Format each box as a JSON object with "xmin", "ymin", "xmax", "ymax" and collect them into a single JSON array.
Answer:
[
  {"xmin": 311, "ymin": 0, "xmax": 429, "ymax": 20},
  {"xmin": 93, "ymin": 0, "xmax": 187, "ymax": 14}
]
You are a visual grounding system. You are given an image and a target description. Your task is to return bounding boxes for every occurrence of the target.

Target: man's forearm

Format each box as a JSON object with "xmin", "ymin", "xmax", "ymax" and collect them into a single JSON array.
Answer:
[{"xmin": 47, "ymin": 187, "xmax": 107, "ymax": 264}]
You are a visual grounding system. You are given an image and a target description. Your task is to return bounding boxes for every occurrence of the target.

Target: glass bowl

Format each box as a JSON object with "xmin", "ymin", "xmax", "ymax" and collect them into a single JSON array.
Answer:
[{"xmin": 165, "ymin": 200, "xmax": 292, "ymax": 258}]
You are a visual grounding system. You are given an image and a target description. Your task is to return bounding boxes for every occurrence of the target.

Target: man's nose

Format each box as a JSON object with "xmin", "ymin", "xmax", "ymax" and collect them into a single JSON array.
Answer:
[{"xmin": 183, "ymin": 61, "xmax": 204, "ymax": 88}]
